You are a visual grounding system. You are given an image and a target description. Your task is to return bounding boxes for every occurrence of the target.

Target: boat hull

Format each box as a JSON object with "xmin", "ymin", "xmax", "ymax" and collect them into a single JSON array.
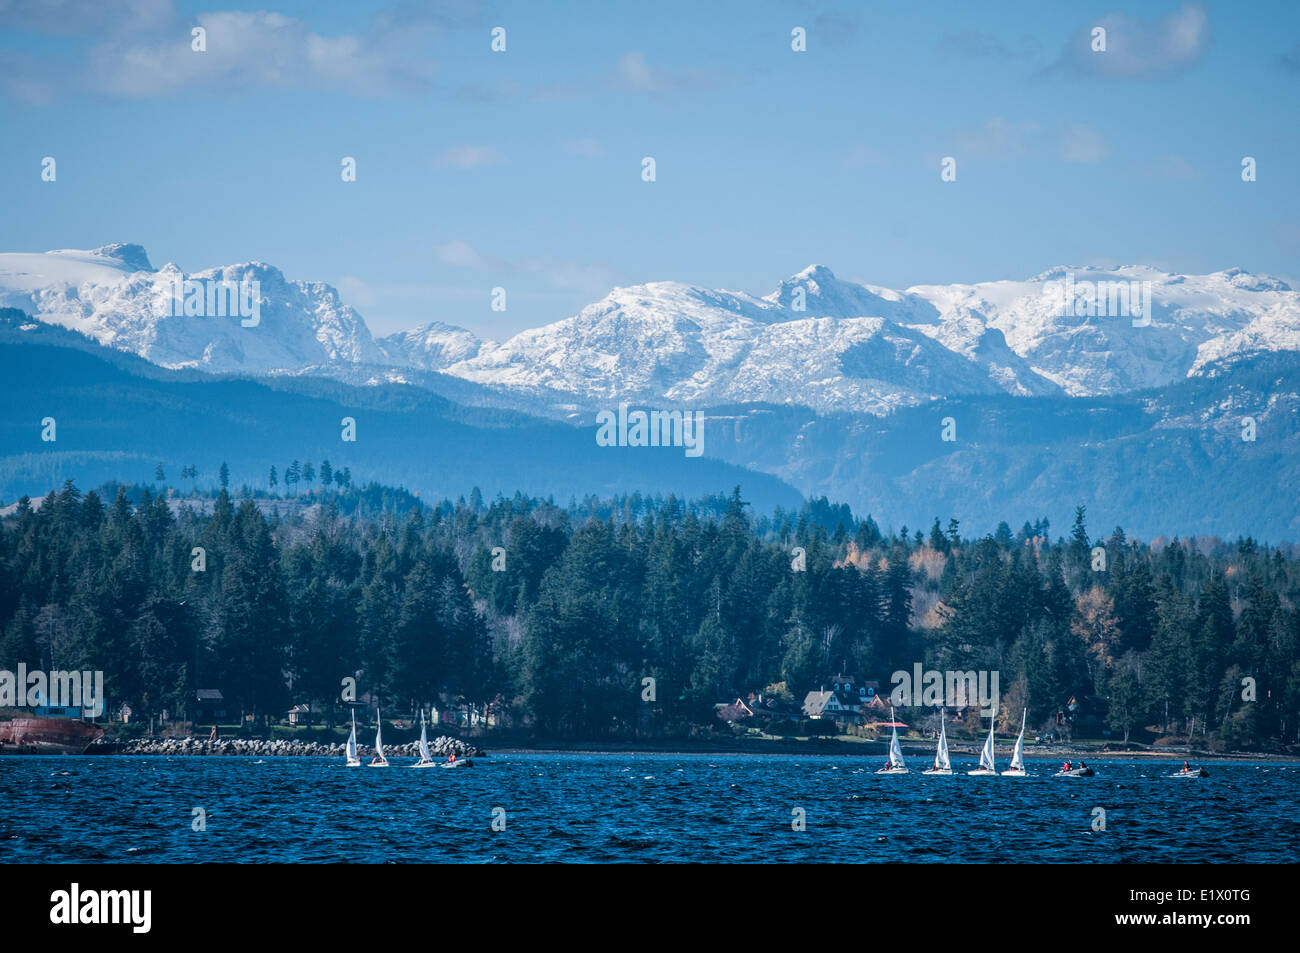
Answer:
[
  {"xmin": 1169, "ymin": 769, "xmax": 1208, "ymax": 778},
  {"xmin": 1053, "ymin": 768, "xmax": 1095, "ymax": 777},
  {"xmin": 922, "ymin": 768, "xmax": 953, "ymax": 775},
  {"xmin": 441, "ymin": 758, "xmax": 473, "ymax": 768},
  {"xmin": 967, "ymin": 769, "xmax": 997, "ymax": 776},
  {"xmin": 1000, "ymin": 769, "xmax": 1027, "ymax": 776},
  {"xmin": 0, "ymin": 717, "xmax": 104, "ymax": 754}
]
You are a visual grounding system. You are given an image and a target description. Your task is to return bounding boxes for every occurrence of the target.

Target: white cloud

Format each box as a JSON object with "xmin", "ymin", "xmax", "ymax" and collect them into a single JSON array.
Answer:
[
  {"xmin": 948, "ymin": 118, "xmax": 1108, "ymax": 165},
  {"xmin": 434, "ymin": 240, "xmax": 495, "ymax": 270},
  {"xmin": 953, "ymin": 118, "xmax": 1041, "ymax": 160},
  {"xmin": 1059, "ymin": 123, "xmax": 1108, "ymax": 163},
  {"xmin": 0, "ymin": 3, "xmax": 469, "ymax": 99},
  {"xmin": 615, "ymin": 52, "xmax": 659, "ymax": 93},
  {"xmin": 434, "ymin": 145, "xmax": 504, "ymax": 170},
  {"xmin": 1051, "ymin": 3, "xmax": 1209, "ymax": 79},
  {"xmin": 524, "ymin": 51, "xmax": 729, "ymax": 103},
  {"xmin": 433, "ymin": 239, "xmax": 620, "ymax": 300},
  {"xmin": 92, "ymin": 10, "xmax": 438, "ymax": 97},
  {"xmin": 1133, "ymin": 155, "xmax": 1202, "ymax": 181},
  {"xmin": 612, "ymin": 51, "xmax": 726, "ymax": 96},
  {"xmin": 335, "ymin": 275, "xmax": 379, "ymax": 310}
]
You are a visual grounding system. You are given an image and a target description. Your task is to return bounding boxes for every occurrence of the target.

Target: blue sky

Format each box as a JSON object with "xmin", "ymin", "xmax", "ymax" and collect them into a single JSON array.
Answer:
[{"xmin": 2, "ymin": 0, "xmax": 1298, "ymax": 338}]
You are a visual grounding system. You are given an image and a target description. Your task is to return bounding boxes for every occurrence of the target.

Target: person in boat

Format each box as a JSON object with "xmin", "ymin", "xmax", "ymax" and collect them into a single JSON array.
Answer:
[
  {"xmin": 1182, "ymin": 761, "xmax": 1190, "ymax": 773},
  {"xmin": 448, "ymin": 752, "xmax": 457, "ymax": 763},
  {"xmin": 1079, "ymin": 760, "xmax": 1088, "ymax": 770},
  {"xmin": 1062, "ymin": 760, "xmax": 1072, "ymax": 772}
]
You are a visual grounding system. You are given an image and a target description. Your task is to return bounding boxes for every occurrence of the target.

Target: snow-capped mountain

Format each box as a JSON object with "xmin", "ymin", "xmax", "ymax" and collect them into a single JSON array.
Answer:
[
  {"xmin": 444, "ymin": 264, "xmax": 1062, "ymax": 414},
  {"xmin": 377, "ymin": 321, "xmax": 484, "ymax": 370},
  {"xmin": 0, "ymin": 243, "xmax": 383, "ymax": 373},
  {"xmin": 908, "ymin": 264, "xmax": 1300, "ymax": 396},
  {"xmin": 3, "ymin": 245, "xmax": 1299, "ymax": 416}
]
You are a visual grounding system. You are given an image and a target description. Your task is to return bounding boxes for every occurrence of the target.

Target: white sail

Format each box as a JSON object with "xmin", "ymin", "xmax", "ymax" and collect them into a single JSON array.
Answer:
[
  {"xmin": 935, "ymin": 710, "xmax": 951, "ymax": 770},
  {"xmin": 418, "ymin": 712, "xmax": 431, "ymax": 763},
  {"xmin": 979, "ymin": 718, "xmax": 996, "ymax": 771},
  {"xmin": 374, "ymin": 707, "xmax": 386, "ymax": 762},
  {"xmin": 888, "ymin": 706, "xmax": 905, "ymax": 767},
  {"xmin": 1010, "ymin": 708, "xmax": 1026, "ymax": 771},
  {"xmin": 346, "ymin": 710, "xmax": 358, "ymax": 763}
]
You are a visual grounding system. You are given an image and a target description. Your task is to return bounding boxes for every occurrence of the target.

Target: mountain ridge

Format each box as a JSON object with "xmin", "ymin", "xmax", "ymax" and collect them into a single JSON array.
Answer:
[{"xmin": 3, "ymin": 245, "xmax": 1299, "ymax": 419}]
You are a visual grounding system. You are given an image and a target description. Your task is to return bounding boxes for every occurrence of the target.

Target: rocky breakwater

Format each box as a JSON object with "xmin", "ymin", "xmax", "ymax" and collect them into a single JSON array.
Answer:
[{"xmin": 101, "ymin": 734, "xmax": 484, "ymax": 758}]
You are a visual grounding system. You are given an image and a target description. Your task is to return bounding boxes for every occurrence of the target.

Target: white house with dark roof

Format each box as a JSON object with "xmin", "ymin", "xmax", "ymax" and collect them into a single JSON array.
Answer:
[{"xmin": 803, "ymin": 688, "xmax": 858, "ymax": 726}]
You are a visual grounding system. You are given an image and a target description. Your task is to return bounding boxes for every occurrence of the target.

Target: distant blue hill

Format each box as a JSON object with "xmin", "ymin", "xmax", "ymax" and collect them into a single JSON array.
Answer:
[
  {"xmin": 0, "ymin": 309, "xmax": 803, "ymax": 512},
  {"xmin": 4, "ymin": 307, "xmax": 1298, "ymax": 542},
  {"xmin": 696, "ymin": 352, "xmax": 1300, "ymax": 543}
]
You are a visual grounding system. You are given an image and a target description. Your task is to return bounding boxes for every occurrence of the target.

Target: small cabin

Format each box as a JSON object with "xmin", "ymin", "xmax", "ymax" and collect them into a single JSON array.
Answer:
[{"xmin": 194, "ymin": 688, "xmax": 227, "ymax": 723}]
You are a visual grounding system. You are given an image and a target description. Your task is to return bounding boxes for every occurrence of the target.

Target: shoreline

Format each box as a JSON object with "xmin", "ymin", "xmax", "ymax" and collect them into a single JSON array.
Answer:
[
  {"xmin": 490, "ymin": 744, "xmax": 1296, "ymax": 762},
  {"xmin": 4, "ymin": 732, "xmax": 1294, "ymax": 762}
]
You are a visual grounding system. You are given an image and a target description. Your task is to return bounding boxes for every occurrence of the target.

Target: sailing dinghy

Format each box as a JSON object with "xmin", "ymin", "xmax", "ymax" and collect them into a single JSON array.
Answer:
[
  {"xmin": 968, "ymin": 716, "xmax": 998, "ymax": 775},
  {"xmin": 875, "ymin": 706, "xmax": 909, "ymax": 774},
  {"xmin": 1001, "ymin": 708, "xmax": 1028, "ymax": 776},
  {"xmin": 922, "ymin": 709, "xmax": 953, "ymax": 775},
  {"xmin": 368, "ymin": 707, "xmax": 390, "ymax": 767},
  {"xmin": 345, "ymin": 709, "xmax": 362, "ymax": 767},
  {"xmin": 411, "ymin": 711, "xmax": 437, "ymax": 768}
]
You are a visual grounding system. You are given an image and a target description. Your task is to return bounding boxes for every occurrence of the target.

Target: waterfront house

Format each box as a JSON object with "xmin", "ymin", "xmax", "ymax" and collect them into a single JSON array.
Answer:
[
  {"xmin": 717, "ymin": 698, "xmax": 756, "ymax": 725},
  {"xmin": 802, "ymin": 688, "xmax": 858, "ymax": 727},
  {"xmin": 194, "ymin": 689, "xmax": 226, "ymax": 723}
]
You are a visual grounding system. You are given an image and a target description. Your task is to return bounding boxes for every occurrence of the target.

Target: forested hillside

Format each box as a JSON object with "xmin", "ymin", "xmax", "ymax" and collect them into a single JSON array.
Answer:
[{"xmin": 2, "ymin": 481, "xmax": 1296, "ymax": 751}]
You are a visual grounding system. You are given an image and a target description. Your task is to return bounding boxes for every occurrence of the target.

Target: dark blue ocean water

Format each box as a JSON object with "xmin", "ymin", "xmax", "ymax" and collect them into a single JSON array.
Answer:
[{"xmin": 1, "ymin": 754, "xmax": 1295, "ymax": 863}]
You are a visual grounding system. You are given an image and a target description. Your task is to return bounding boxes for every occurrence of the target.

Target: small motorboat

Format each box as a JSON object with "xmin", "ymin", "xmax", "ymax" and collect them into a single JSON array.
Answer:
[
  {"xmin": 1053, "ymin": 766, "xmax": 1095, "ymax": 777},
  {"xmin": 440, "ymin": 757, "xmax": 473, "ymax": 769},
  {"xmin": 1169, "ymin": 767, "xmax": 1208, "ymax": 778}
]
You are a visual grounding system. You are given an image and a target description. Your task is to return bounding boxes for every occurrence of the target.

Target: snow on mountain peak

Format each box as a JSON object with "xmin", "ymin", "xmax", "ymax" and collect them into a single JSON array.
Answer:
[
  {"xmin": 89, "ymin": 242, "xmax": 154, "ymax": 272},
  {"xmin": 0, "ymin": 245, "xmax": 382, "ymax": 372},
  {"xmin": 378, "ymin": 321, "xmax": 484, "ymax": 371},
  {"xmin": 1217, "ymin": 267, "xmax": 1291, "ymax": 292},
  {"xmin": 4, "ymin": 245, "xmax": 1300, "ymax": 416}
]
